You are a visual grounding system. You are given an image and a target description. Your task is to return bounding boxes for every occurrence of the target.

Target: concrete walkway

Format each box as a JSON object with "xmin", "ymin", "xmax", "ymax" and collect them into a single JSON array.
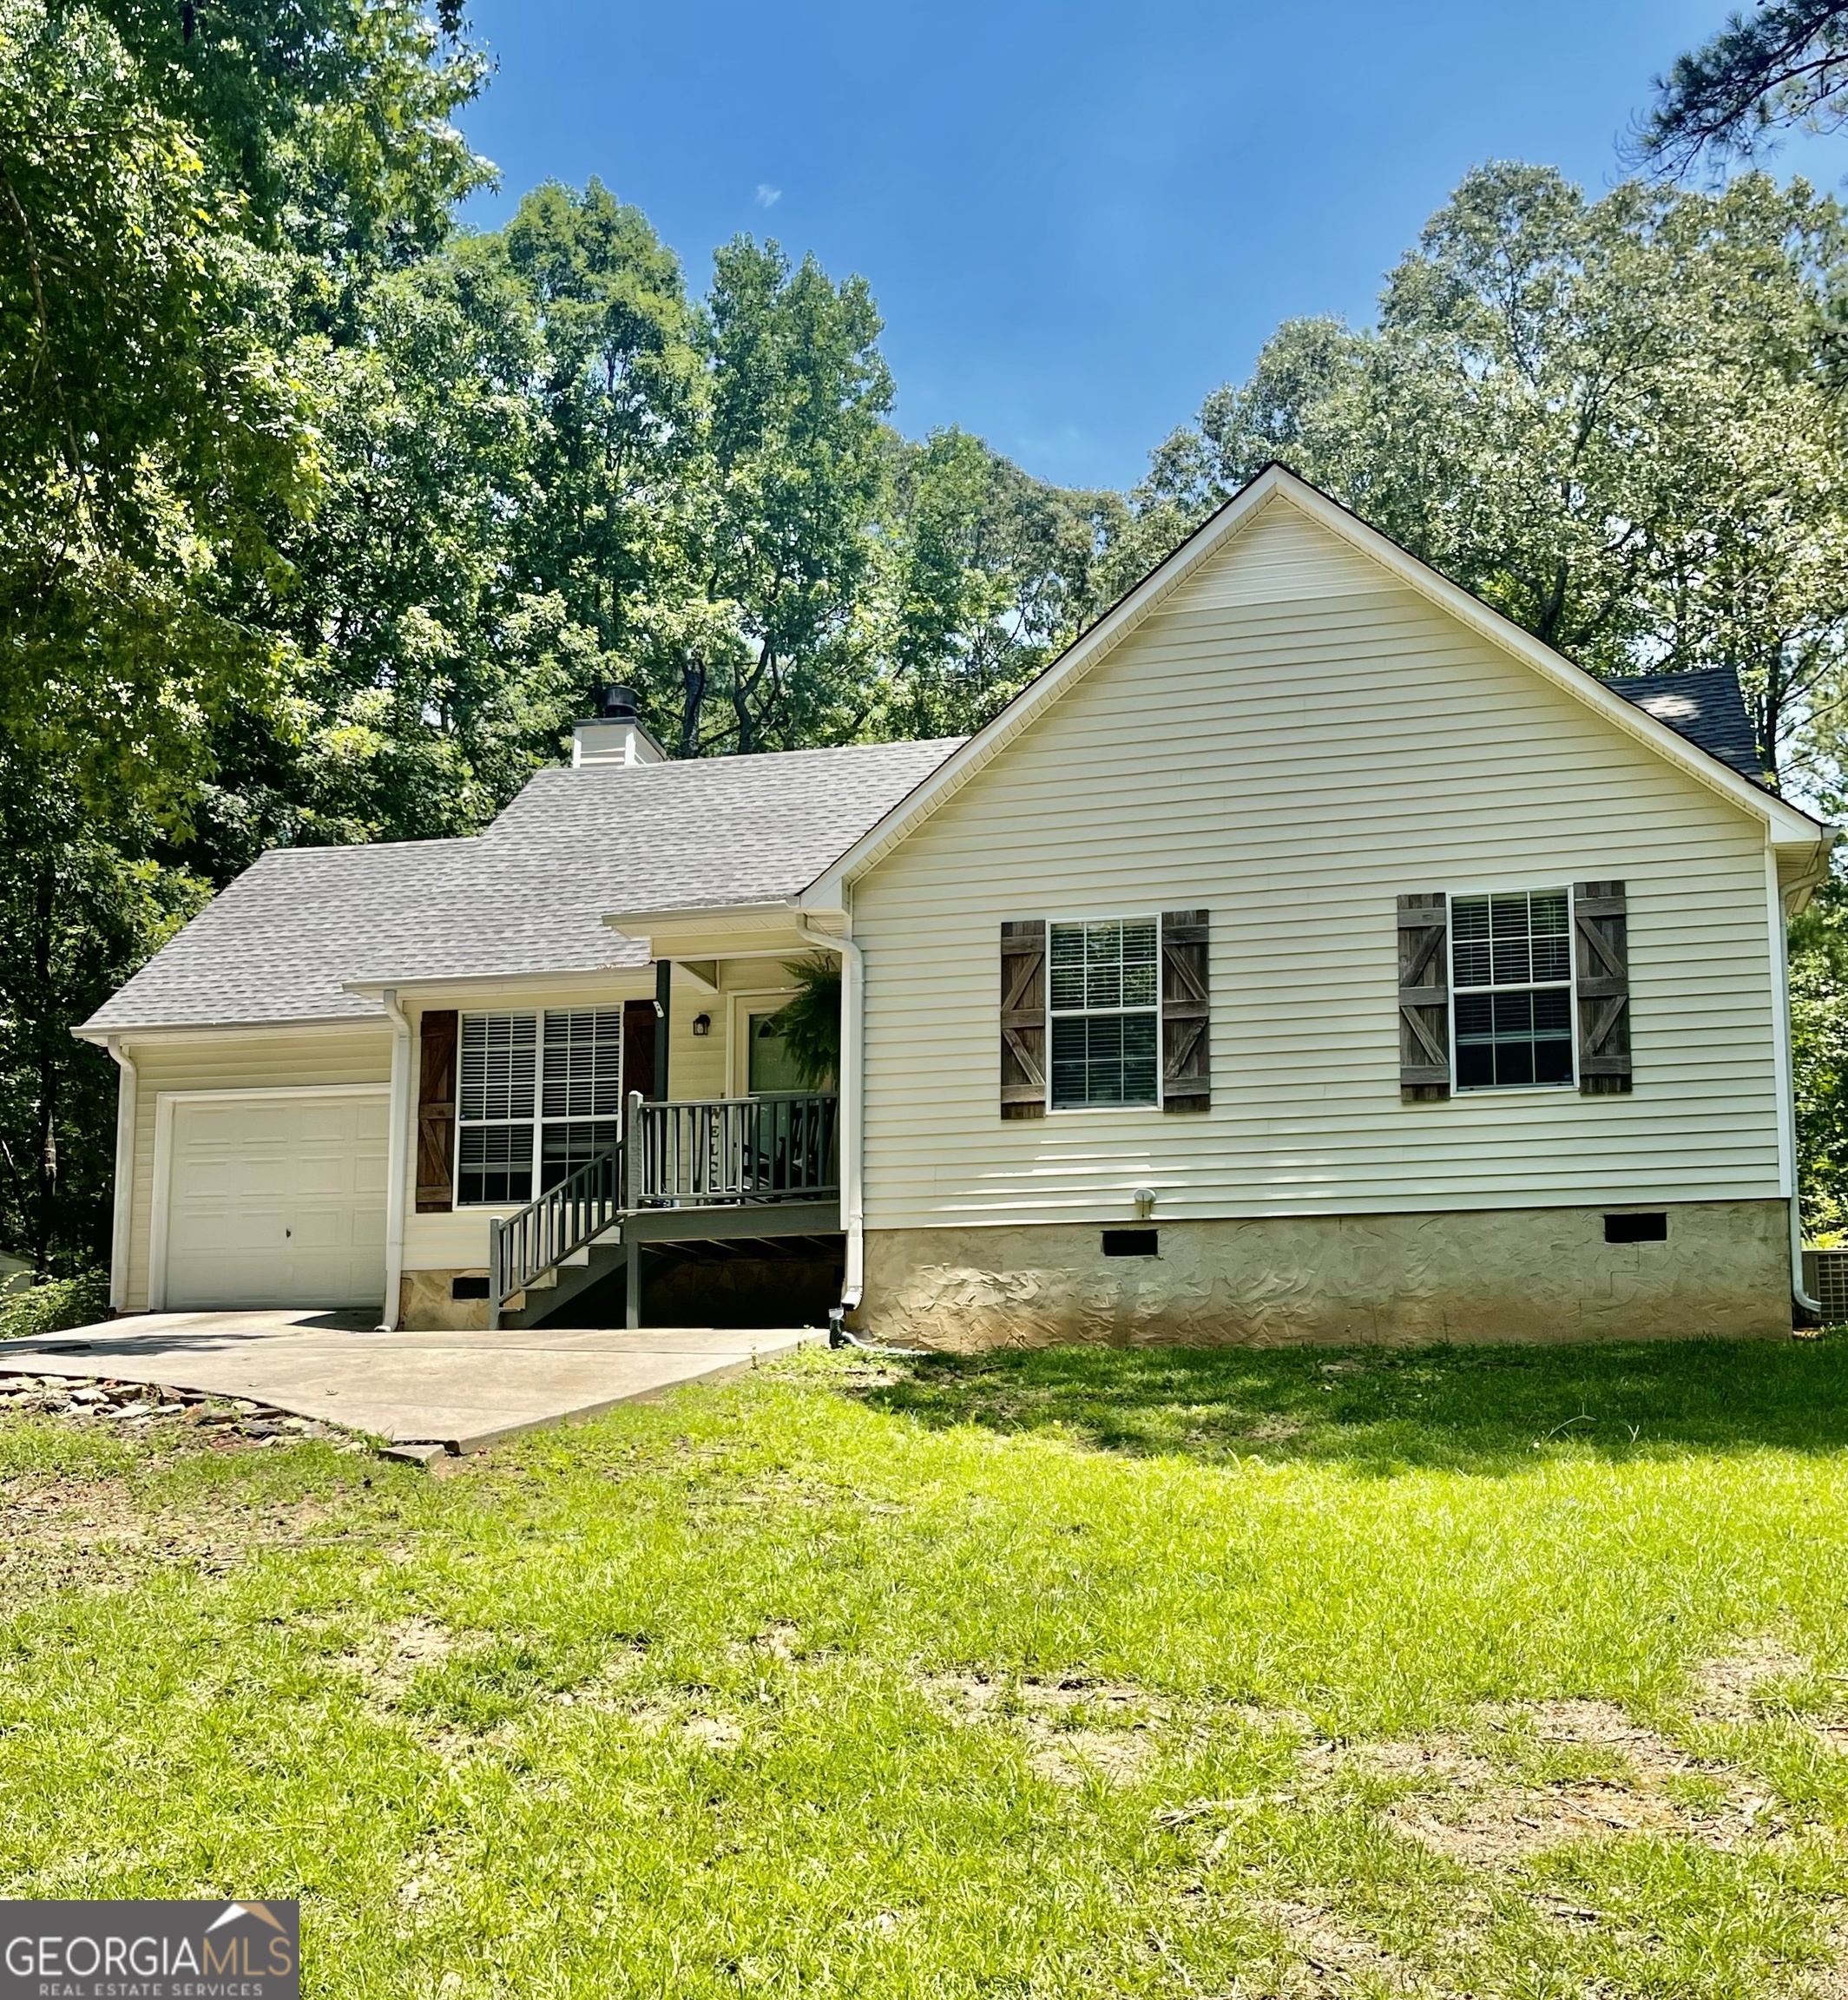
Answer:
[{"xmin": 0, "ymin": 1312, "xmax": 820, "ymax": 1458}]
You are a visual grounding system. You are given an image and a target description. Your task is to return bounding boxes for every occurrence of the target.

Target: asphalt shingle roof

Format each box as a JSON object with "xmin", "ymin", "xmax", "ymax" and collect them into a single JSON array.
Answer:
[
  {"xmin": 83, "ymin": 738, "xmax": 962, "ymax": 1033},
  {"xmin": 1609, "ymin": 668, "xmax": 1764, "ymax": 781}
]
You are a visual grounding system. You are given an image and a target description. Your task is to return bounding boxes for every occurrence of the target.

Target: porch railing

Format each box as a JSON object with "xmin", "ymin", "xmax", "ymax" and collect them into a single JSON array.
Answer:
[
  {"xmin": 488, "ymin": 1140, "xmax": 625, "ymax": 1324},
  {"xmin": 628, "ymin": 1090, "xmax": 839, "ymax": 1207},
  {"xmin": 485, "ymin": 1091, "xmax": 841, "ymax": 1325}
]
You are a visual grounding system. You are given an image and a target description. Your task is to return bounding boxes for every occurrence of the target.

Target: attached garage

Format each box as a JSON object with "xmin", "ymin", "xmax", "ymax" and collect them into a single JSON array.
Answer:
[{"xmin": 153, "ymin": 1088, "xmax": 388, "ymax": 1312}]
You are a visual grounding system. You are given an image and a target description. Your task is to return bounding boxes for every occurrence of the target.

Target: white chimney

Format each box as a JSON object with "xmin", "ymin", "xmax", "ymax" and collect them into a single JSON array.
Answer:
[{"xmin": 572, "ymin": 685, "xmax": 668, "ymax": 767}]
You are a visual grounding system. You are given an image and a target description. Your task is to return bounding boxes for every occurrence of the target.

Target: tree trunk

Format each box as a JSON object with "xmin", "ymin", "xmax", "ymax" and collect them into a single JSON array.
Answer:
[{"xmin": 679, "ymin": 655, "xmax": 706, "ymax": 760}]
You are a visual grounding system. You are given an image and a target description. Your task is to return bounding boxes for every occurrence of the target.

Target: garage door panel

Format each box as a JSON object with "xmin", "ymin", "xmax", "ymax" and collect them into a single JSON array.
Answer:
[
  {"xmin": 163, "ymin": 1094, "xmax": 388, "ymax": 1311},
  {"xmin": 296, "ymin": 1158, "xmax": 347, "ymax": 1198}
]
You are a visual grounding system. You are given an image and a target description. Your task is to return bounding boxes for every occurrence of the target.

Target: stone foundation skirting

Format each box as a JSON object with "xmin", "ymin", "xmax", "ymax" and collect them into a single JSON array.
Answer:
[{"xmin": 858, "ymin": 1201, "xmax": 1794, "ymax": 1351}]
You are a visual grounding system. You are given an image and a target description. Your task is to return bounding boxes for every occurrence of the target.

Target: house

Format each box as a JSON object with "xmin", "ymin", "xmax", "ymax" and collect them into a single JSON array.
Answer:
[{"xmin": 78, "ymin": 466, "xmax": 1835, "ymax": 1346}]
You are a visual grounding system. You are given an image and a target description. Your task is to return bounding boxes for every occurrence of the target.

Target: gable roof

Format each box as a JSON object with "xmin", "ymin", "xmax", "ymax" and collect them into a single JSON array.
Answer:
[
  {"xmin": 1609, "ymin": 669, "xmax": 1765, "ymax": 781},
  {"xmin": 81, "ymin": 737, "xmax": 962, "ymax": 1035},
  {"xmin": 806, "ymin": 465, "xmax": 1826, "ymax": 905}
]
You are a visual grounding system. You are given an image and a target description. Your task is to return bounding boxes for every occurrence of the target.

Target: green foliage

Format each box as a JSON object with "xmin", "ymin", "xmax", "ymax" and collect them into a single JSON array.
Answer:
[
  {"xmin": 875, "ymin": 427, "xmax": 1123, "ymax": 739},
  {"xmin": 1790, "ymin": 872, "xmax": 1848, "ymax": 1240},
  {"xmin": 1641, "ymin": 2, "xmax": 1848, "ymax": 172},
  {"xmin": 769, "ymin": 956, "xmax": 842, "ymax": 1090},
  {"xmin": 1139, "ymin": 164, "xmax": 1848, "ymax": 791},
  {"xmin": 0, "ymin": 1267, "xmax": 107, "ymax": 1338}
]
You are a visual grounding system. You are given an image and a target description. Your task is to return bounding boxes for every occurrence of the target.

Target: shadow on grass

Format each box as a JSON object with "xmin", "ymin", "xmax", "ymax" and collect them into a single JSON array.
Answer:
[{"xmin": 854, "ymin": 1332, "xmax": 1848, "ymax": 1475}]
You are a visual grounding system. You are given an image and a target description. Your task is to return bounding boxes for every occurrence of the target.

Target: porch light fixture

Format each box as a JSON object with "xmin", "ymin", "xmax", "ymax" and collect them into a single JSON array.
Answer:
[{"xmin": 692, "ymin": 1012, "xmax": 712, "ymax": 1036}]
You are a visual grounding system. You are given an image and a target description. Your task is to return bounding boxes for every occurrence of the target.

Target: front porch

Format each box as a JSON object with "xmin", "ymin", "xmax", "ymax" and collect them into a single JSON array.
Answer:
[{"xmin": 489, "ymin": 1090, "xmax": 840, "ymax": 1329}]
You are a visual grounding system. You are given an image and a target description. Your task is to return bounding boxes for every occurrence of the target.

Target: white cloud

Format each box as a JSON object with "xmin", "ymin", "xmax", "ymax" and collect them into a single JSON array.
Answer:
[{"xmin": 754, "ymin": 183, "xmax": 782, "ymax": 208}]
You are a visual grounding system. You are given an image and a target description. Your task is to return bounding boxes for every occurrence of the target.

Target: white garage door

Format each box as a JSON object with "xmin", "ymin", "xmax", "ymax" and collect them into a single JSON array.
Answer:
[{"xmin": 161, "ymin": 1092, "xmax": 388, "ymax": 1311}]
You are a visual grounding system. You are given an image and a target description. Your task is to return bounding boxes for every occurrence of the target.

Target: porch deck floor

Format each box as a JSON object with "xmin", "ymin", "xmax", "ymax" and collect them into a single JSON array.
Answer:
[{"xmin": 0, "ymin": 1312, "xmax": 820, "ymax": 1459}]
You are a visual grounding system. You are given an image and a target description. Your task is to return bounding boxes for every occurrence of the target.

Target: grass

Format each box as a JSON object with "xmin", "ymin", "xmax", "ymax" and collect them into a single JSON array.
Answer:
[{"xmin": 3, "ymin": 1335, "xmax": 1848, "ymax": 1997}]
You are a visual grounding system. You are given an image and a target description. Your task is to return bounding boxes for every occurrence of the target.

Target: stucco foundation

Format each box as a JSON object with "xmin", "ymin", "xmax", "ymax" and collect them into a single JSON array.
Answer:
[
  {"xmin": 399, "ymin": 1268, "xmax": 490, "ymax": 1332},
  {"xmin": 858, "ymin": 1201, "xmax": 1794, "ymax": 1350}
]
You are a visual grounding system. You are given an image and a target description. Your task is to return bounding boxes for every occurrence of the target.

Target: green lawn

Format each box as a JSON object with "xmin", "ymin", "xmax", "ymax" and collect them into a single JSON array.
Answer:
[{"xmin": 4, "ymin": 1336, "xmax": 1848, "ymax": 1997}]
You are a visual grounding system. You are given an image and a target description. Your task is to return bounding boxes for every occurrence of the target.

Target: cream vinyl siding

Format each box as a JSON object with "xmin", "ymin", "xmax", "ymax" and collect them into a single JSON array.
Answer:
[
  {"xmin": 852, "ymin": 497, "xmax": 1782, "ymax": 1229},
  {"xmin": 120, "ymin": 1026, "xmax": 391, "ymax": 1310}
]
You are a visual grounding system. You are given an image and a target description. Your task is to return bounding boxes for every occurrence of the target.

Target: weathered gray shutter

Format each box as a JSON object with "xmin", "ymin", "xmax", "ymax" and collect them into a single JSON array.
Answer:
[
  {"xmin": 1000, "ymin": 920, "xmax": 1047, "ymax": 1119},
  {"xmin": 1398, "ymin": 893, "xmax": 1450, "ymax": 1101},
  {"xmin": 1574, "ymin": 880, "xmax": 1632, "ymax": 1095},
  {"xmin": 1161, "ymin": 909, "xmax": 1210, "ymax": 1111},
  {"xmin": 416, "ymin": 1009, "xmax": 458, "ymax": 1212}
]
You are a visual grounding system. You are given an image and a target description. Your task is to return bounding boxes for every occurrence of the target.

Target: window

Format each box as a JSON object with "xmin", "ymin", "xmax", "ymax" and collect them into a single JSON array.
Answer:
[
  {"xmin": 457, "ymin": 1009, "xmax": 625, "ymax": 1204},
  {"xmin": 747, "ymin": 1011, "xmax": 807, "ymax": 1094},
  {"xmin": 1049, "ymin": 918, "xmax": 1159, "ymax": 1109},
  {"xmin": 1450, "ymin": 891, "xmax": 1574, "ymax": 1090}
]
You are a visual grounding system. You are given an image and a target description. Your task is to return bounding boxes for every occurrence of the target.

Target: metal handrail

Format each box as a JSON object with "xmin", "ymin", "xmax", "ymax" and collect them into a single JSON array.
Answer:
[
  {"xmin": 488, "ymin": 1140, "xmax": 625, "ymax": 1327},
  {"xmin": 629, "ymin": 1090, "xmax": 839, "ymax": 1207}
]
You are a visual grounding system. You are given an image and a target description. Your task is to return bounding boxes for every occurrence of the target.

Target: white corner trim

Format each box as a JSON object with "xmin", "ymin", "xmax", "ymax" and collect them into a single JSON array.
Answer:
[
  {"xmin": 147, "ymin": 1083, "xmax": 391, "ymax": 1312},
  {"xmin": 803, "ymin": 465, "xmax": 1826, "ymax": 904},
  {"xmin": 380, "ymin": 990, "xmax": 412, "ymax": 1332},
  {"xmin": 105, "ymin": 1039, "xmax": 137, "ymax": 1311}
]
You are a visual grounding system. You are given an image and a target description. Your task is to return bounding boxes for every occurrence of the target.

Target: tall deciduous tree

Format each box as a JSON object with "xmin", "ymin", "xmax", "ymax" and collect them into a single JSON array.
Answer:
[
  {"xmin": 875, "ymin": 426, "xmax": 1123, "ymax": 739},
  {"xmin": 0, "ymin": 0, "xmax": 490, "ymax": 1269},
  {"xmin": 1139, "ymin": 165, "xmax": 1848, "ymax": 791},
  {"xmin": 695, "ymin": 238, "xmax": 894, "ymax": 753}
]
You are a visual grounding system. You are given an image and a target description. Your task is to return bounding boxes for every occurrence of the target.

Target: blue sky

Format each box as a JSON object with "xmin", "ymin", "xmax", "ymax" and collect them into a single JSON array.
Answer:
[{"xmin": 457, "ymin": 1, "xmax": 1848, "ymax": 492}]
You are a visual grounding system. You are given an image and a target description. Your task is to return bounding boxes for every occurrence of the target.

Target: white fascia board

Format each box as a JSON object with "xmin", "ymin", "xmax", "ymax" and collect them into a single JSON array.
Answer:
[
  {"xmin": 596, "ymin": 900, "xmax": 799, "ymax": 932},
  {"xmin": 70, "ymin": 1013, "xmax": 391, "ymax": 1046},
  {"xmin": 598, "ymin": 900, "xmax": 809, "ymax": 957},
  {"xmin": 803, "ymin": 464, "xmax": 1830, "ymax": 901},
  {"xmin": 340, "ymin": 968, "xmax": 651, "ymax": 1008}
]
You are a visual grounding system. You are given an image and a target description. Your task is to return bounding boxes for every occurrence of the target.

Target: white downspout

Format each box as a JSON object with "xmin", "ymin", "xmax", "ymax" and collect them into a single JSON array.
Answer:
[
  {"xmin": 800, "ymin": 919, "xmax": 865, "ymax": 1312},
  {"xmin": 1766, "ymin": 847, "xmax": 1822, "ymax": 1319},
  {"xmin": 105, "ymin": 1038, "xmax": 136, "ymax": 1312},
  {"xmin": 380, "ymin": 989, "xmax": 412, "ymax": 1331}
]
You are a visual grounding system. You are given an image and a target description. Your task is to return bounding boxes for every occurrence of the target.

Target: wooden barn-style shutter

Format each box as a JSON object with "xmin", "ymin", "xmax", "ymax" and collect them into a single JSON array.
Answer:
[
  {"xmin": 1000, "ymin": 920, "xmax": 1047, "ymax": 1118},
  {"xmin": 415, "ymin": 1009, "xmax": 458, "ymax": 1213},
  {"xmin": 1161, "ymin": 910, "xmax": 1210, "ymax": 1111},
  {"xmin": 1574, "ymin": 881, "xmax": 1632, "ymax": 1095},
  {"xmin": 1398, "ymin": 892, "xmax": 1450, "ymax": 1101}
]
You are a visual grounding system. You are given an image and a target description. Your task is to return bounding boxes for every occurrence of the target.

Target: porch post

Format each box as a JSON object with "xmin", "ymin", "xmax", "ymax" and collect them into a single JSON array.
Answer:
[
  {"xmin": 654, "ymin": 958, "xmax": 672, "ymax": 1101},
  {"xmin": 625, "ymin": 1235, "xmax": 641, "ymax": 1331}
]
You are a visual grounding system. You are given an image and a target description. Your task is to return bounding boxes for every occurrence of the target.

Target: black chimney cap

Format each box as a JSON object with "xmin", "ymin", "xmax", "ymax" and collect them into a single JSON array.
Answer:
[{"xmin": 597, "ymin": 683, "xmax": 640, "ymax": 721}]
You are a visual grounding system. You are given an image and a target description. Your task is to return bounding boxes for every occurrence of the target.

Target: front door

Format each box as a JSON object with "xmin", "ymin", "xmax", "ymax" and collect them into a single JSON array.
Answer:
[
  {"xmin": 746, "ymin": 1009, "xmax": 806, "ymax": 1094},
  {"xmin": 621, "ymin": 997, "xmax": 658, "ymax": 1102}
]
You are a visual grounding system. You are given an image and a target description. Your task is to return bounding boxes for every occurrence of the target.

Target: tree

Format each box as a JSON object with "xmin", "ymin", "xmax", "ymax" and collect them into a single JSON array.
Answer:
[
  {"xmin": 1138, "ymin": 164, "xmax": 1848, "ymax": 790},
  {"xmin": 1640, "ymin": 1, "xmax": 1848, "ymax": 172},
  {"xmin": 0, "ymin": 0, "xmax": 490, "ymax": 1269},
  {"xmin": 1790, "ymin": 869, "xmax": 1848, "ymax": 1239},
  {"xmin": 499, "ymin": 180, "xmax": 704, "ymax": 721},
  {"xmin": 873, "ymin": 428, "xmax": 1125, "ymax": 739},
  {"xmin": 694, "ymin": 238, "xmax": 894, "ymax": 753}
]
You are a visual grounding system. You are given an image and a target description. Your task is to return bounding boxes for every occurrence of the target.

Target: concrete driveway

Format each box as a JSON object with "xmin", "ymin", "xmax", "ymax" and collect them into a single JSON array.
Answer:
[{"xmin": 0, "ymin": 1312, "xmax": 819, "ymax": 1460}]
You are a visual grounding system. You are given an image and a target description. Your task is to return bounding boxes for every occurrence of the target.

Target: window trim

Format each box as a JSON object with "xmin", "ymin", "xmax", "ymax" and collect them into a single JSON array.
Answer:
[
  {"xmin": 453, "ymin": 1007, "xmax": 628, "ymax": 1207},
  {"xmin": 1043, "ymin": 910, "xmax": 1164, "ymax": 1116},
  {"xmin": 1445, "ymin": 884, "xmax": 1579, "ymax": 1097}
]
